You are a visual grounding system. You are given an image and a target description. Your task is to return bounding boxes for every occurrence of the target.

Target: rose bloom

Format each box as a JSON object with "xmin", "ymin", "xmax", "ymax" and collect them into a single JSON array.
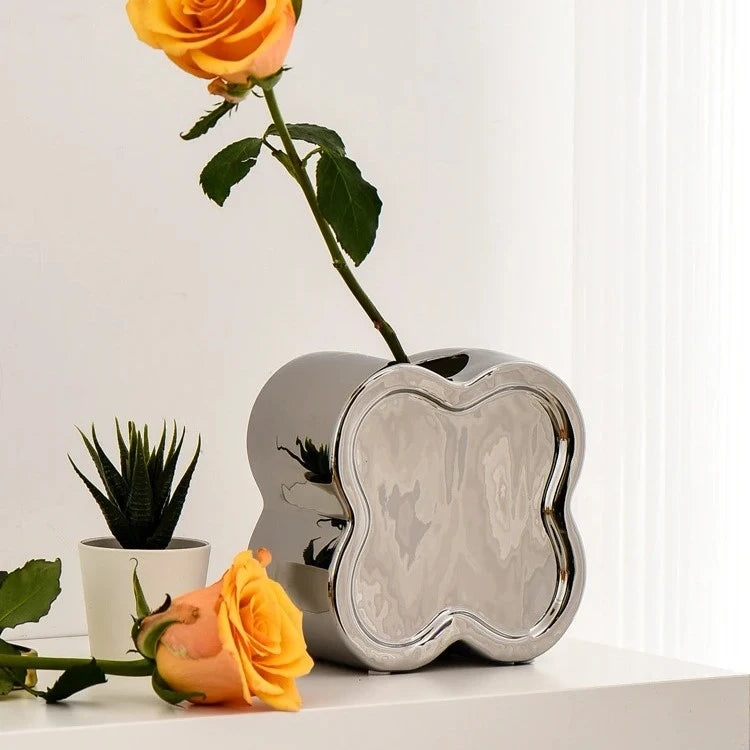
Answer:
[
  {"xmin": 137, "ymin": 549, "xmax": 314, "ymax": 710},
  {"xmin": 126, "ymin": 0, "xmax": 297, "ymax": 85}
]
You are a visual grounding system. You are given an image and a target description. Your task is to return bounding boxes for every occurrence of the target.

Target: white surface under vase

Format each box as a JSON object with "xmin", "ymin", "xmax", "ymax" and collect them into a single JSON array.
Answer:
[{"xmin": 79, "ymin": 537, "xmax": 210, "ymax": 660}]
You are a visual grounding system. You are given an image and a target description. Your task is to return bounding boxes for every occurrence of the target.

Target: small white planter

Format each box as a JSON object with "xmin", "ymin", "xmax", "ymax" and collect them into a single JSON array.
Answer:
[{"xmin": 79, "ymin": 537, "xmax": 210, "ymax": 660}]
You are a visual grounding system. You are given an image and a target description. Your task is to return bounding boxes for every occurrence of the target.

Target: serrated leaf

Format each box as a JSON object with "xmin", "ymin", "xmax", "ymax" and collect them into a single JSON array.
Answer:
[
  {"xmin": 0, "ymin": 669, "xmax": 13, "ymax": 696},
  {"xmin": 151, "ymin": 669, "xmax": 204, "ymax": 705},
  {"xmin": 181, "ymin": 101, "xmax": 238, "ymax": 141},
  {"xmin": 316, "ymin": 152, "xmax": 382, "ymax": 266},
  {"xmin": 41, "ymin": 660, "xmax": 107, "ymax": 703},
  {"xmin": 0, "ymin": 559, "xmax": 61, "ymax": 632},
  {"xmin": 125, "ymin": 434, "xmax": 155, "ymax": 537},
  {"xmin": 200, "ymin": 137, "xmax": 263, "ymax": 206},
  {"xmin": 146, "ymin": 437, "xmax": 201, "ymax": 549},
  {"xmin": 131, "ymin": 560, "xmax": 151, "ymax": 621},
  {"xmin": 265, "ymin": 123, "xmax": 345, "ymax": 156},
  {"xmin": 69, "ymin": 457, "xmax": 133, "ymax": 547},
  {"xmin": 0, "ymin": 639, "xmax": 25, "ymax": 694}
]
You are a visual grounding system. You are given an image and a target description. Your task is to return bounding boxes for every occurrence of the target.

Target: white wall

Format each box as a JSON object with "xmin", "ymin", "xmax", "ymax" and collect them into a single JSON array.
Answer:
[{"xmin": 0, "ymin": 2, "xmax": 575, "ymax": 638}]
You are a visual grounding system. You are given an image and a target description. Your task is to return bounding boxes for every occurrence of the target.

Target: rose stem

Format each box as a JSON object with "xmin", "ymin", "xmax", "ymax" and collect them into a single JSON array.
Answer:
[
  {"xmin": 263, "ymin": 87, "xmax": 409, "ymax": 364},
  {"xmin": 0, "ymin": 654, "xmax": 153, "ymax": 677}
]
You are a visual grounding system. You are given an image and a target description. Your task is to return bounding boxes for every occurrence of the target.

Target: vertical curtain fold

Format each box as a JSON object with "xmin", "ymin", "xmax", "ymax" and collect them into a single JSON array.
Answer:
[{"xmin": 572, "ymin": 0, "xmax": 746, "ymax": 669}]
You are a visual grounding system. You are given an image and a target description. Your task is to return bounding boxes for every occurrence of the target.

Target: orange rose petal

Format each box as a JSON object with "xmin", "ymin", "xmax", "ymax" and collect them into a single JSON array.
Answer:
[
  {"xmin": 156, "ymin": 644, "xmax": 246, "ymax": 704},
  {"xmin": 254, "ymin": 674, "xmax": 304, "ymax": 712},
  {"xmin": 126, "ymin": 0, "xmax": 161, "ymax": 47},
  {"xmin": 169, "ymin": 52, "xmax": 214, "ymax": 79},
  {"xmin": 223, "ymin": 0, "xmax": 280, "ymax": 43},
  {"xmin": 198, "ymin": 0, "xmax": 239, "ymax": 25},
  {"xmin": 163, "ymin": 0, "xmax": 197, "ymax": 30}
]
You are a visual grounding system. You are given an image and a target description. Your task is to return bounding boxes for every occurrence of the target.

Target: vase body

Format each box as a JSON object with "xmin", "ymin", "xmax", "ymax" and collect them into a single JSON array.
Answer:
[
  {"xmin": 247, "ymin": 349, "xmax": 585, "ymax": 672},
  {"xmin": 79, "ymin": 536, "xmax": 210, "ymax": 660}
]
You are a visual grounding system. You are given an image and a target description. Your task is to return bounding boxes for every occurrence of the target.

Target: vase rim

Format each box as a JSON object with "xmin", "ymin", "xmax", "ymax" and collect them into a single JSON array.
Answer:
[{"xmin": 79, "ymin": 536, "xmax": 210, "ymax": 552}]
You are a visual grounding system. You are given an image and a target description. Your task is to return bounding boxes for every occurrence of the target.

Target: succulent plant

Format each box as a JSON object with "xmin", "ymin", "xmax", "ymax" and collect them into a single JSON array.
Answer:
[{"xmin": 69, "ymin": 421, "xmax": 201, "ymax": 550}]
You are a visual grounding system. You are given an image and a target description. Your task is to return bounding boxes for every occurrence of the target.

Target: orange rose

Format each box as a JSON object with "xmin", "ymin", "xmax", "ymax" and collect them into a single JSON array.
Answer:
[
  {"xmin": 125, "ymin": 0, "xmax": 298, "ymax": 86},
  {"xmin": 136, "ymin": 549, "xmax": 313, "ymax": 710}
]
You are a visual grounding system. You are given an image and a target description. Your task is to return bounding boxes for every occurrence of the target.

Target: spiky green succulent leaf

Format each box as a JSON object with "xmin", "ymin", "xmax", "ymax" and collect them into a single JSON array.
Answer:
[
  {"xmin": 71, "ymin": 421, "xmax": 199, "ymax": 550},
  {"xmin": 148, "ymin": 422, "xmax": 167, "ymax": 488},
  {"xmin": 146, "ymin": 436, "xmax": 201, "ymax": 548},
  {"xmin": 69, "ymin": 456, "xmax": 133, "ymax": 546},
  {"xmin": 126, "ymin": 434, "xmax": 155, "ymax": 537},
  {"xmin": 142, "ymin": 424, "xmax": 150, "ymax": 460},
  {"xmin": 115, "ymin": 419, "xmax": 129, "ymax": 480},
  {"xmin": 90, "ymin": 425, "xmax": 129, "ymax": 510},
  {"xmin": 155, "ymin": 426, "xmax": 184, "ymax": 516}
]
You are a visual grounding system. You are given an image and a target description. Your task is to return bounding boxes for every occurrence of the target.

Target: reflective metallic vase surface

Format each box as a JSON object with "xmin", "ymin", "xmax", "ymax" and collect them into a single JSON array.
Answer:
[{"xmin": 247, "ymin": 349, "xmax": 585, "ymax": 672}]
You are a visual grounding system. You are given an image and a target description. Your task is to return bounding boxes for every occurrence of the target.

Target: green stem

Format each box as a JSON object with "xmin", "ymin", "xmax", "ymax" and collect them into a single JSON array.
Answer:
[
  {"xmin": 0, "ymin": 654, "xmax": 153, "ymax": 677},
  {"xmin": 263, "ymin": 87, "xmax": 409, "ymax": 364}
]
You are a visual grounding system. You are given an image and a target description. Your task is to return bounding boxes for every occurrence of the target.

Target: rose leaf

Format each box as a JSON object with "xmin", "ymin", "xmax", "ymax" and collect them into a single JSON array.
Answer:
[
  {"xmin": 265, "ymin": 123, "xmax": 345, "ymax": 156},
  {"xmin": 0, "ymin": 559, "xmax": 62, "ymax": 633},
  {"xmin": 181, "ymin": 101, "xmax": 238, "ymax": 141},
  {"xmin": 200, "ymin": 138, "xmax": 264, "ymax": 207},
  {"xmin": 40, "ymin": 661, "xmax": 107, "ymax": 704},
  {"xmin": 316, "ymin": 152, "xmax": 382, "ymax": 266}
]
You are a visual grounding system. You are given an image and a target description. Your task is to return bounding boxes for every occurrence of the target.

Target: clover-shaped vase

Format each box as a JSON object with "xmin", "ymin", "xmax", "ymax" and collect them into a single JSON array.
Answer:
[{"xmin": 247, "ymin": 349, "xmax": 584, "ymax": 672}]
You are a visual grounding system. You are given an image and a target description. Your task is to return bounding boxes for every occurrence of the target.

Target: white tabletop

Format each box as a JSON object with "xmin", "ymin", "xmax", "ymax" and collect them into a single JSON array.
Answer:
[{"xmin": 1, "ymin": 636, "xmax": 747, "ymax": 749}]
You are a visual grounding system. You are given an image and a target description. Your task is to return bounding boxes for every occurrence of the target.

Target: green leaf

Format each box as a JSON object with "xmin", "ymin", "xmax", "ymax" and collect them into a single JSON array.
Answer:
[
  {"xmin": 181, "ymin": 101, "xmax": 238, "ymax": 141},
  {"xmin": 316, "ymin": 152, "xmax": 382, "ymax": 266},
  {"xmin": 292, "ymin": 0, "xmax": 302, "ymax": 22},
  {"xmin": 69, "ymin": 457, "xmax": 133, "ymax": 547},
  {"xmin": 146, "ymin": 437, "xmax": 201, "ymax": 549},
  {"xmin": 0, "ymin": 639, "xmax": 26, "ymax": 694},
  {"xmin": 91, "ymin": 425, "xmax": 129, "ymax": 510},
  {"xmin": 41, "ymin": 660, "xmax": 107, "ymax": 703},
  {"xmin": 200, "ymin": 137, "xmax": 263, "ymax": 207},
  {"xmin": 265, "ymin": 123, "xmax": 345, "ymax": 156},
  {"xmin": 0, "ymin": 572, "xmax": 8, "ymax": 590},
  {"xmin": 128, "ymin": 422, "xmax": 138, "ymax": 485},
  {"xmin": 0, "ymin": 669, "xmax": 14, "ymax": 696},
  {"xmin": 115, "ymin": 418, "xmax": 129, "ymax": 480},
  {"xmin": 155, "ymin": 426, "xmax": 184, "ymax": 516},
  {"xmin": 151, "ymin": 669, "xmax": 204, "ymax": 705},
  {"xmin": 136, "ymin": 615, "xmax": 179, "ymax": 660},
  {"xmin": 125, "ymin": 434, "xmax": 155, "ymax": 536},
  {"xmin": 148, "ymin": 422, "xmax": 167, "ymax": 489},
  {"xmin": 76, "ymin": 428, "xmax": 116, "ymax": 506},
  {"xmin": 0, "ymin": 559, "xmax": 61, "ymax": 632},
  {"xmin": 131, "ymin": 560, "xmax": 151, "ymax": 621}
]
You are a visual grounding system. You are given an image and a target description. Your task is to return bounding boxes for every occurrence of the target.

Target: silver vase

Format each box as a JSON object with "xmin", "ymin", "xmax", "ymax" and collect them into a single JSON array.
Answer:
[{"xmin": 247, "ymin": 348, "xmax": 585, "ymax": 672}]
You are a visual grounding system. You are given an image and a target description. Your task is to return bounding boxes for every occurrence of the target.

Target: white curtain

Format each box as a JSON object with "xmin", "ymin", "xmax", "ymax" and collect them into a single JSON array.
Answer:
[{"xmin": 571, "ymin": 0, "xmax": 750, "ymax": 670}]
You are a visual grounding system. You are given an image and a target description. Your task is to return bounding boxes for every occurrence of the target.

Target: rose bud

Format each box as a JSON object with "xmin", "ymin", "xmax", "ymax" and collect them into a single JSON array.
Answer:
[
  {"xmin": 126, "ymin": 0, "xmax": 298, "ymax": 88},
  {"xmin": 136, "ymin": 549, "xmax": 314, "ymax": 710}
]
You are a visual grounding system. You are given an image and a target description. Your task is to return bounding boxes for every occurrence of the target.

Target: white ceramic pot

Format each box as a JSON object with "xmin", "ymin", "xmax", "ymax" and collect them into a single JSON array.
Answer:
[{"xmin": 79, "ymin": 537, "xmax": 210, "ymax": 660}]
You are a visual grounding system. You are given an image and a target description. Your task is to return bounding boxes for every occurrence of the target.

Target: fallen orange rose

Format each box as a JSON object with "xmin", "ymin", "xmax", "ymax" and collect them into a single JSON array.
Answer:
[
  {"xmin": 125, "ymin": 0, "xmax": 298, "ymax": 89},
  {"xmin": 136, "ymin": 548, "xmax": 314, "ymax": 710}
]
